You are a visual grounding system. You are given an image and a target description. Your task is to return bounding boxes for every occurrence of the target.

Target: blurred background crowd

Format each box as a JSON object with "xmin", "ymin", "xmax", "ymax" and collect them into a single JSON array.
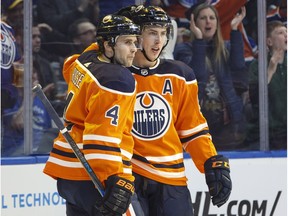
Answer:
[{"xmin": 1, "ymin": 0, "xmax": 287, "ymax": 156}]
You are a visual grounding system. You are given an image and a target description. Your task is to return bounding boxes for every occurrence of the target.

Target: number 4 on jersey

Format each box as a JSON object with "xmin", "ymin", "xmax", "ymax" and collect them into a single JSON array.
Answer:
[{"xmin": 105, "ymin": 105, "xmax": 119, "ymax": 126}]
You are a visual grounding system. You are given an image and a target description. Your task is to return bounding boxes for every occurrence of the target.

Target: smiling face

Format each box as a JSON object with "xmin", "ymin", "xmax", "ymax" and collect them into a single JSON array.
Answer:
[{"xmin": 195, "ymin": 7, "xmax": 218, "ymax": 41}]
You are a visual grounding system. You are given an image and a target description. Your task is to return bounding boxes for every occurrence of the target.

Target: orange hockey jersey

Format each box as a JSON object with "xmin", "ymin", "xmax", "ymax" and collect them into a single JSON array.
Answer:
[
  {"xmin": 43, "ymin": 44, "xmax": 137, "ymax": 184},
  {"xmin": 129, "ymin": 59, "xmax": 217, "ymax": 186}
]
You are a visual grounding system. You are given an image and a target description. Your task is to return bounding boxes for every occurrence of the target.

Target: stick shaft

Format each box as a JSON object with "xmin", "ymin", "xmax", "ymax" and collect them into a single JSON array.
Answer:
[{"xmin": 32, "ymin": 84, "xmax": 104, "ymax": 196}]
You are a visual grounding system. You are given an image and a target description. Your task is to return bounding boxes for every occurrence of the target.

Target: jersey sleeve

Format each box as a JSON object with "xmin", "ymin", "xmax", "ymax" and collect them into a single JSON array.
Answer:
[{"xmin": 174, "ymin": 64, "xmax": 217, "ymax": 173}]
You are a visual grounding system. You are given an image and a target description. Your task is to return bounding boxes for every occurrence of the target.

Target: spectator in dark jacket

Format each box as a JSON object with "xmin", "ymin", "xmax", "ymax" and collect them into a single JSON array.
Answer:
[
  {"xmin": 247, "ymin": 21, "xmax": 287, "ymax": 150},
  {"xmin": 174, "ymin": 3, "xmax": 247, "ymax": 150}
]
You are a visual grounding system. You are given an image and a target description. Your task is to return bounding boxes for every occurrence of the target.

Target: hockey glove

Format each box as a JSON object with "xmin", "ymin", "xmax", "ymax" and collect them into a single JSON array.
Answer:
[
  {"xmin": 204, "ymin": 155, "xmax": 232, "ymax": 207},
  {"xmin": 95, "ymin": 175, "xmax": 134, "ymax": 216}
]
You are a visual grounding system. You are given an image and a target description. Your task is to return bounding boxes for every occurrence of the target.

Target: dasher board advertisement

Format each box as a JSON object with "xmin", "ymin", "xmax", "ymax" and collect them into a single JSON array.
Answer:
[{"xmin": 1, "ymin": 155, "xmax": 287, "ymax": 216}]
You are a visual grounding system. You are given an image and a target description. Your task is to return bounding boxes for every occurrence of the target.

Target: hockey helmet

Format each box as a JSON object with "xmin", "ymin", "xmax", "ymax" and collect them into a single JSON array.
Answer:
[
  {"xmin": 97, "ymin": 14, "xmax": 140, "ymax": 46},
  {"xmin": 116, "ymin": 5, "xmax": 172, "ymax": 38},
  {"xmin": 117, "ymin": 5, "xmax": 171, "ymax": 27},
  {"xmin": 134, "ymin": 5, "xmax": 171, "ymax": 28}
]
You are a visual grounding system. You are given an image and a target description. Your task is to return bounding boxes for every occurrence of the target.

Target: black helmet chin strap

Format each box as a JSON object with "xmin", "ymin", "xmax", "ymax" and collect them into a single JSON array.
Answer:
[
  {"xmin": 104, "ymin": 46, "xmax": 123, "ymax": 65},
  {"xmin": 104, "ymin": 38, "xmax": 118, "ymax": 63},
  {"xmin": 141, "ymin": 40, "xmax": 169, "ymax": 62},
  {"xmin": 104, "ymin": 52, "xmax": 114, "ymax": 62},
  {"xmin": 141, "ymin": 48, "xmax": 155, "ymax": 62}
]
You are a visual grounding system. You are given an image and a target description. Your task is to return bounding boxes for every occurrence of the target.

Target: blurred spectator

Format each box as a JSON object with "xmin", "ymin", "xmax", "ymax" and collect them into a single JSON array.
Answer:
[
  {"xmin": 35, "ymin": 0, "xmax": 98, "ymax": 61},
  {"xmin": 98, "ymin": 0, "xmax": 137, "ymax": 18},
  {"xmin": 2, "ymin": 0, "xmax": 23, "ymax": 29},
  {"xmin": 152, "ymin": 0, "xmax": 199, "ymax": 19},
  {"xmin": 35, "ymin": 23, "xmax": 68, "ymax": 64},
  {"xmin": 1, "ymin": 94, "xmax": 24, "ymax": 156},
  {"xmin": 36, "ymin": 0, "xmax": 99, "ymax": 37},
  {"xmin": 67, "ymin": 18, "xmax": 97, "ymax": 55},
  {"xmin": 266, "ymin": 0, "xmax": 287, "ymax": 23},
  {"xmin": 210, "ymin": 0, "xmax": 287, "ymax": 67},
  {"xmin": 31, "ymin": 65, "xmax": 58, "ymax": 154},
  {"xmin": 176, "ymin": 27, "xmax": 192, "ymax": 44},
  {"xmin": 1, "ymin": 1, "xmax": 24, "ymax": 156},
  {"xmin": 32, "ymin": 23, "xmax": 67, "ymax": 116},
  {"xmin": 174, "ymin": 3, "xmax": 247, "ymax": 150},
  {"xmin": 32, "ymin": 23, "xmax": 58, "ymax": 99},
  {"xmin": 247, "ymin": 20, "xmax": 287, "ymax": 150},
  {"xmin": 1, "ymin": 20, "xmax": 23, "ymax": 156},
  {"xmin": 143, "ymin": 0, "xmax": 163, "ymax": 7},
  {"xmin": 1, "ymin": 62, "xmax": 58, "ymax": 156},
  {"xmin": 1, "ymin": 0, "xmax": 24, "ymax": 57},
  {"xmin": 210, "ymin": 0, "xmax": 256, "ymax": 65},
  {"xmin": 246, "ymin": 0, "xmax": 287, "ymax": 44},
  {"xmin": 278, "ymin": 0, "xmax": 287, "ymax": 24},
  {"xmin": 158, "ymin": 0, "xmax": 257, "ymax": 67},
  {"xmin": 1, "ymin": 18, "xmax": 64, "ymax": 156},
  {"xmin": 1, "ymin": 20, "xmax": 21, "ymax": 111}
]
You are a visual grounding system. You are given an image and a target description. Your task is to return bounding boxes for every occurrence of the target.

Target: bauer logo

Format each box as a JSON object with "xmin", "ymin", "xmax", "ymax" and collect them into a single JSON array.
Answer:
[{"xmin": 132, "ymin": 91, "xmax": 171, "ymax": 140}]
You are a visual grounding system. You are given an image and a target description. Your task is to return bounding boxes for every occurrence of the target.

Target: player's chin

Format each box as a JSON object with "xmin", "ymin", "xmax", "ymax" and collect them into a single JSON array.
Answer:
[
  {"xmin": 122, "ymin": 62, "xmax": 132, "ymax": 67},
  {"xmin": 124, "ymin": 59, "xmax": 134, "ymax": 67},
  {"xmin": 149, "ymin": 52, "xmax": 160, "ymax": 60}
]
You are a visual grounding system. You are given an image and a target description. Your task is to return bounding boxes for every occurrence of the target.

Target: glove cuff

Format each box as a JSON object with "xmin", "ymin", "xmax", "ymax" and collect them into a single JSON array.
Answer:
[
  {"xmin": 106, "ymin": 175, "xmax": 135, "ymax": 194},
  {"xmin": 204, "ymin": 155, "xmax": 230, "ymax": 171}
]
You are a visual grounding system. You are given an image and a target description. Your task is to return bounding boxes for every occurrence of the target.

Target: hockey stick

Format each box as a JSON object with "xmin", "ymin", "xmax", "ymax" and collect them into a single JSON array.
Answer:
[{"xmin": 32, "ymin": 84, "xmax": 105, "ymax": 197}]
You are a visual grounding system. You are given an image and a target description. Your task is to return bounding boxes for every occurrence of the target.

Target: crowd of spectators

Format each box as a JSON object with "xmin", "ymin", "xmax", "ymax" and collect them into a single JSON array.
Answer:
[{"xmin": 1, "ymin": 0, "xmax": 287, "ymax": 156}]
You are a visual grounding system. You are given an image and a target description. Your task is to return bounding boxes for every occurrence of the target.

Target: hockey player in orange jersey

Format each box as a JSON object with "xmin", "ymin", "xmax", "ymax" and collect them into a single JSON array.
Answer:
[
  {"xmin": 116, "ymin": 5, "xmax": 232, "ymax": 215},
  {"xmin": 43, "ymin": 15, "xmax": 142, "ymax": 216}
]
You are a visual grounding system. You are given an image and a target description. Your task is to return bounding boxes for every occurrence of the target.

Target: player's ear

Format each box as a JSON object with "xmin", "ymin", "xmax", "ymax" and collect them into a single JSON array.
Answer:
[
  {"xmin": 103, "ymin": 41, "xmax": 112, "ymax": 50},
  {"xmin": 103, "ymin": 41, "xmax": 113, "ymax": 57},
  {"xmin": 266, "ymin": 37, "xmax": 272, "ymax": 47}
]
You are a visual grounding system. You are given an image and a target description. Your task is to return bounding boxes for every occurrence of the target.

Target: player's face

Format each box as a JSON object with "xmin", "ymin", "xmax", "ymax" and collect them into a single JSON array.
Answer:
[
  {"xmin": 195, "ymin": 8, "xmax": 217, "ymax": 41},
  {"xmin": 113, "ymin": 35, "xmax": 139, "ymax": 67},
  {"xmin": 140, "ymin": 26, "xmax": 168, "ymax": 61}
]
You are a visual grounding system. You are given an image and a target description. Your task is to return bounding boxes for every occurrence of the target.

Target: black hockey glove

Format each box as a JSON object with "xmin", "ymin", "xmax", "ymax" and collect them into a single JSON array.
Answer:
[
  {"xmin": 204, "ymin": 155, "xmax": 232, "ymax": 207},
  {"xmin": 95, "ymin": 175, "xmax": 134, "ymax": 216}
]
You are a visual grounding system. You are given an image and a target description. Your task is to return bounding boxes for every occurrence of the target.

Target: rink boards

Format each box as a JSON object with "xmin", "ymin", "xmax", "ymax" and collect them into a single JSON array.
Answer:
[{"xmin": 1, "ymin": 151, "xmax": 287, "ymax": 216}]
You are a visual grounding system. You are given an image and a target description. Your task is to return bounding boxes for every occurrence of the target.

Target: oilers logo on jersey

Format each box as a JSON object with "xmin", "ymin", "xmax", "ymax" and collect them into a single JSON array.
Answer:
[
  {"xmin": 132, "ymin": 91, "xmax": 171, "ymax": 140},
  {"xmin": 1, "ymin": 22, "xmax": 17, "ymax": 69}
]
